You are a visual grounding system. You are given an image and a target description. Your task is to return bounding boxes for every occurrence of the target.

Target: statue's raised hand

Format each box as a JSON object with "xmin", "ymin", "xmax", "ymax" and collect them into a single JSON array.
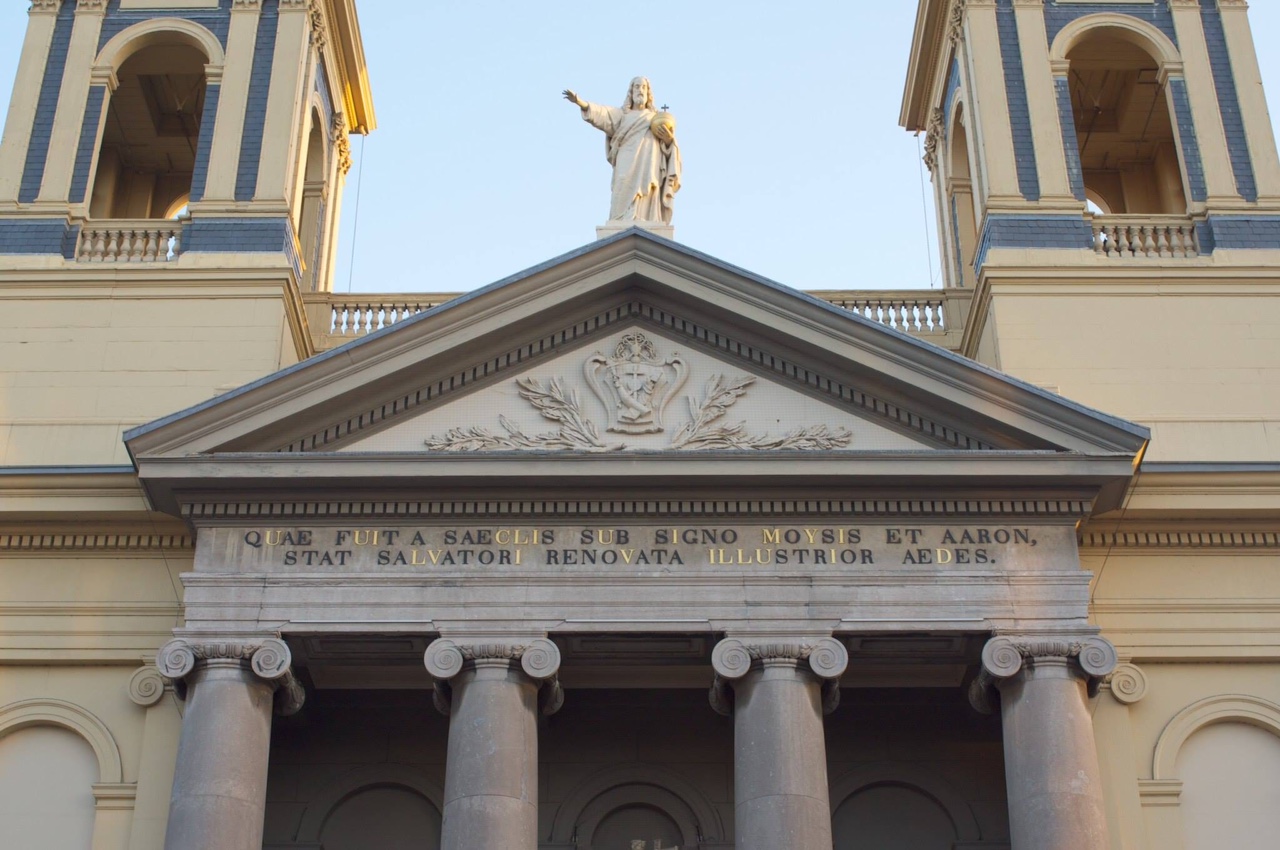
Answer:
[{"xmin": 563, "ymin": 89, "xmax": 584, "ymax": 108}]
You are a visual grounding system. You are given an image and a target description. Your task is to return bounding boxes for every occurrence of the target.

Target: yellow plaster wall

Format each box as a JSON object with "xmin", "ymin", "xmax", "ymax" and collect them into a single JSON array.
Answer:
[
  {"xmin": 0, "ymin": 287, "xmax": 297, "ymax": 466},
  {"xmin": 987, "ymin": 286, "xmax": 1280, "ymax": 461}
]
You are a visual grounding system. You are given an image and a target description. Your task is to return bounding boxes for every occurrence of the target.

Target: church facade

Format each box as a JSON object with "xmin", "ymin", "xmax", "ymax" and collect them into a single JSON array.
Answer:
[{"xmin": 1, "ymin": 2, "xmax": 1278, "ymax": 850}]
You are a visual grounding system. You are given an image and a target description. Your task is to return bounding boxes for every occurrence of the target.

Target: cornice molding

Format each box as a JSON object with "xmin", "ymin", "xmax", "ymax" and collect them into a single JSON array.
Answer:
[
  {"xmin": 0, "ymin": 532, "xmax": 192, "ymax": 552},
  {"xmin": 180, "ymin": 497, "xmax": 1095, "ymax": 522},
  {"xmin": 1079, "ymin": 529, "xmax": 1280, "ymax": 550}
]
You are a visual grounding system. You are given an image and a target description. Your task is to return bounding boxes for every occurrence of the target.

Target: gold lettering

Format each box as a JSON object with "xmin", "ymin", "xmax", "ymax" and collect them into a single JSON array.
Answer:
[
  {"xmin": 763, "ymin": 529, "xmax": 781, "ymax": 544},
  {"xmin": 805, "ymin": 528, "xmax": 819, "ymax": 544},
  {"xmin": 936, "ymin": 548, "xmax": 954, "ymax": 564},
  {"xmin": 495, "ymin": 529, "xmax": 510, "ymax": 545},
  {"xmin": 410, "ymin": 550, "xmax": 428, "ymax": 566}
]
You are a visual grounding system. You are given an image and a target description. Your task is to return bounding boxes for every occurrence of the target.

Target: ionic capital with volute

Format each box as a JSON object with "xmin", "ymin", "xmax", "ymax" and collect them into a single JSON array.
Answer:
[
  {"xmin": 156, "ymin": 637, "xmax": 305, "ymax": 715},
  {"xmin": 425, "ymin": 637, "xmax": 564, "ymax": 716},
  {"xmin": 709, "ymin": 635, "xmax": 848, "ymax": 715},
  {"xmin": 969, "ymin": 634, "xmax": 1118, "ymax": 714}
]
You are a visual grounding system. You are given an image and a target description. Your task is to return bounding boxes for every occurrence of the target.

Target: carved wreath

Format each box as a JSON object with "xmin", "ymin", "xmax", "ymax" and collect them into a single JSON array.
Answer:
[{"xmin": 425, "ymin": 348, "xmax": 853, "ymax": 453}]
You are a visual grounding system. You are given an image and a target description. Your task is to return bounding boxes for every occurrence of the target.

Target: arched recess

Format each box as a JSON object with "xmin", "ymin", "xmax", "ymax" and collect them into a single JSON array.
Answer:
[
  {"xmin": 293, "ymin": 103, "xmax": 330, "ymax": 291},
  {"xmin": 1051, "ymin": 15, "xmax": 1189, "ymax": 215},
  {"xmin": 828, "ymin": 762, "xmax": 981, "ymax": 842},
  {"xmin": 1153, "ymin": 694, "xmax": 1280, "ymax": 781},
  {"xmin": 548, "ymin": 763, "xmax": 726, "ymax": 847},
  {"xmin": 293, "ymin": 764, "xmax": 444, "ymax": 844},
  {"xmin": 86, "ymin": 20, "xmax": 223, "ymax": 220},
  {"xmin": 947, "ymin": 100, "xmax": 979, "ymax": 288},
  {"xmin": 0, "ymin": 698, "xmax": 124, "ymax": 785}
]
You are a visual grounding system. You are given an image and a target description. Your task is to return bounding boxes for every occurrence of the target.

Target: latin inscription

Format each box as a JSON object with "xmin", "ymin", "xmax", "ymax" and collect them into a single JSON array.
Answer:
[{"xmin": 209, "ymin": 524, "xmax": 1065, "ymax": 573}]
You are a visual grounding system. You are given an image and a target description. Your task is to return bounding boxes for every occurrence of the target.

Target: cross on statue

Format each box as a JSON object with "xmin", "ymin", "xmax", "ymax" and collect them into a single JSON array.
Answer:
[{"xmin": 661, "ymin": 103, "xmax": 669, "ymax": 111}]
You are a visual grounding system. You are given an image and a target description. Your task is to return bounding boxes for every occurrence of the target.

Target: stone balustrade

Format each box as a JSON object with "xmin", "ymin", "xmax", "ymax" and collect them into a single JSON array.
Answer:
[
  {"xmin": 76, "ymin": 221, "xmax": 182, "ymax": 262},
  {"xmin": 822, "ymin": 290, "xmax": 952, "ymax": 334},
  {"xmin": 1090, "ymin": 215, "xmax": 1201, "ymax": 259},
  {"xmin": 303, "ymin": 294, "xmax": 455, "ymax": 348},
  {"xmin": 305, "ymin": 289, "xmax": 969, "ymax": 353}
]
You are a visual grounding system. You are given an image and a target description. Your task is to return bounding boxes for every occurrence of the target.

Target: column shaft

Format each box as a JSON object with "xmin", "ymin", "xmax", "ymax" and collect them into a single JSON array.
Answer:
[
  {"xmin": 440, "ymin": 662, "xmax": 540, "ymax": 849},
  {"xmin": 426, "ymin": 637, "xmax": 561, "ymax": 850},
  {"xmin": 976, "ymin": 636, "xmax": 1117, "ymax": 850},
  {"xmin": 999, "ymin": 661, "xmax": 1109, "ymax": 850},
  {"xmin": 733, "ymin": 661, "xmax": 834, "ymax": 850},
  {"xmin": 163, "ymin": 662, "xmax": 275, "ymax": 850}
]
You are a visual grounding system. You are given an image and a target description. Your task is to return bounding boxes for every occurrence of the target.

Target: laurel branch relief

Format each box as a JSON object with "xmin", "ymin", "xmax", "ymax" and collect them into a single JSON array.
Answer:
[{"xmin": 425, "ymin": 333, "xmax": 853, "ymax": 453}]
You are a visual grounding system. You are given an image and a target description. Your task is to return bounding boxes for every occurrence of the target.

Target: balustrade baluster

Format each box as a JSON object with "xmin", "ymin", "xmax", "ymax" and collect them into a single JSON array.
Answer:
[
  {"xmin": 1115, "ymin": 226, "xmax": 1130, "ymax": 258},
  {"xmin": 1092, "ymin": 223, "xmax": 1105, "ymax": 256},
  {"xmin": 1156, "ymin": 225, "xmax": 1171, "ymax": 258},
  {"xmin": 1139, "ymin": 226, "xmax": 1155, "ymax": 257},
  {"xmin": 126, "ymin": 230, "xmax": 142, "ymax": 262}
]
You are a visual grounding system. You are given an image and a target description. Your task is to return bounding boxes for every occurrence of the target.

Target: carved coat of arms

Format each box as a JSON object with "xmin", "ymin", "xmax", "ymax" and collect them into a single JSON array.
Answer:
[
  {"xmin": 425, "ymin": 333, "xmax": 852, "ymax": 452},
  {"xmin": 586, "ymin": 333, "xmax": 687, "ymax": 435}
]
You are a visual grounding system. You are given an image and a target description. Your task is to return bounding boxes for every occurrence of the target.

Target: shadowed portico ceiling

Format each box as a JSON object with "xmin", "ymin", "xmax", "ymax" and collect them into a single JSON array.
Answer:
[{"xmin": 125, "ymin": 230, "xmax": 1148, "ymax": 515}]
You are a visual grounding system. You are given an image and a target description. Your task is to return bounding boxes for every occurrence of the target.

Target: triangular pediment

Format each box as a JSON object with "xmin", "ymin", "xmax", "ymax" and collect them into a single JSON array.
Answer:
[
  {"xmin": 337, "ymin": 324, "xmax": 937, "ymax": 454},
  {"xmin": 125, "ymin": 231, "xmax": 1147, "ymax": 514}
]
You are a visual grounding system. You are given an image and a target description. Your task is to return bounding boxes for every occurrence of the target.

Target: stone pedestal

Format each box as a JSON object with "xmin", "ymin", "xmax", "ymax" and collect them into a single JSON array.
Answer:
[
  {"xmin": 710, "ymin": 637, "xmax": 848, "ymax": 850},
  {"xmin": 425, "ymin": 638, "xmax": 563, "ymax": 850},
  {"xmin": 156, "ymin": 638, "xmax": 304, "ymax": 850},
  {"xmin": 597, "ymin": 221, "xmax": 674, "ymax": 241},
  {"xmin": 971, "ymin": 635, "xmax": 1118, "ymax": 850}
]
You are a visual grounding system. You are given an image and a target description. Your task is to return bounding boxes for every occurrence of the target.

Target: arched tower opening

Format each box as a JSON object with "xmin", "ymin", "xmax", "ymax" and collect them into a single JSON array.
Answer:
[
  {"xmin": 947, "ymin": 103, "xmax": 977, "ymax": 288},
  {"xmin": 89, "ymin": 38, "xmax": 209, "ymax": 220},
  {"xmin": 1065, "ymin": 30, "xmax": 1186, "ymax": 216},
  {"xmin": 294, "ymin": 110, "xmax": 329, "ymax": 292}
]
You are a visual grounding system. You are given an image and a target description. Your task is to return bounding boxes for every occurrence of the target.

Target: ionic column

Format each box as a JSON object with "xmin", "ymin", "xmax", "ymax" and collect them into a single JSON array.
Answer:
[
  {"xmin": 710, "ymin": 636, "xmax": 848, "ymax": 850},
  {"xmin": 156, "ymin": 638, "xmax": 305, "ymax": 850},
  {"xmin": 970, "ymin": 635, "xmax": 1118, "ymax": 850},
  {"xmin": 425, "ymin": 637, "xmax": 563, "ymax": 850}
]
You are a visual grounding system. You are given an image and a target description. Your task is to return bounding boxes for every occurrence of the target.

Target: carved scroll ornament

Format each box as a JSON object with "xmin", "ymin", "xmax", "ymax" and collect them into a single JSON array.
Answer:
[{"xmin": 157, "ymin": 637, "xmax": 305, "ymax": 715}]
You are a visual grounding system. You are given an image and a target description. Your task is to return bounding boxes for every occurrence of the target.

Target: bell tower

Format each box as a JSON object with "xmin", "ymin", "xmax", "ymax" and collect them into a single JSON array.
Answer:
[
  {"xmin": 903, "ymin": 0, "xmax": 1280, "ymax": 463},
  {"xmin": 0, "ymin": 0, "xmax": 374, "ymax": 467}
]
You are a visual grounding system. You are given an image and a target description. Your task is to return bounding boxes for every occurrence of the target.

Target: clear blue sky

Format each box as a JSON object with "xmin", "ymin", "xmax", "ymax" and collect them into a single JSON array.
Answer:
[{"xmin": 2, "ymin": 2, "xmax": 1279, "ymax": 294}]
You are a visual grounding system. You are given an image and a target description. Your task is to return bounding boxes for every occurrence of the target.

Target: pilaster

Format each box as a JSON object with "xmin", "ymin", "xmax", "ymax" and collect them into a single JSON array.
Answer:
[
  {"xmin": 202, "ymin": 0, "xmax": 263, "ymax": 201},
  {"xmin": 253, "ymin": 0, "xmax": 312, "ymax": 204},
  {"xmin": 157, "ymin": 637, "xmax": 304, "ymax": 850},
  {"xmin": 961, "ymin": 0, "xmax": 1024, "ymax": 207},
  {"xmin": 36, "ymin": 0, "xmax": 106, "ymax": 205},
  {"xmin": 1094, "ymin": 662, "xmax": 1151, "ymax": 850},
  {"xmin": 0, "ymin": 1, "xmax": 63, "ymax": 205},
  {"xmin": 1168, "ymin": 0, "xmax": 1240, "ymax": 204},
  {"xmin": 425, "ymin": 636, "xmax": 562, "ymax": 850},
  {"xmin": 1011, "ymin": 0, "xmax": 1077, "ymax": 206},
  {"xmin": 970, "ymin": 634, "xmax": 1118, "ymax": 850},
  {"xmin": 710, "ymin": 636, "xmax": 847, "ymax": 850},
  {"xmin": 1216, "ymin": 0, "xmax": 1280, "ymax": 205},
  {"xmin": 126, "ymin": 665, "xmax": 183, "ymax": 850}
]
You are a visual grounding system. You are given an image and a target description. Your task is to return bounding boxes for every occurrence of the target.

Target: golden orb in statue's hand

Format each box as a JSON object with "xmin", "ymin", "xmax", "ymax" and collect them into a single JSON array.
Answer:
[{"xmin": 650, "ymin": 111, "xmax": 676, "ymax": 144}]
